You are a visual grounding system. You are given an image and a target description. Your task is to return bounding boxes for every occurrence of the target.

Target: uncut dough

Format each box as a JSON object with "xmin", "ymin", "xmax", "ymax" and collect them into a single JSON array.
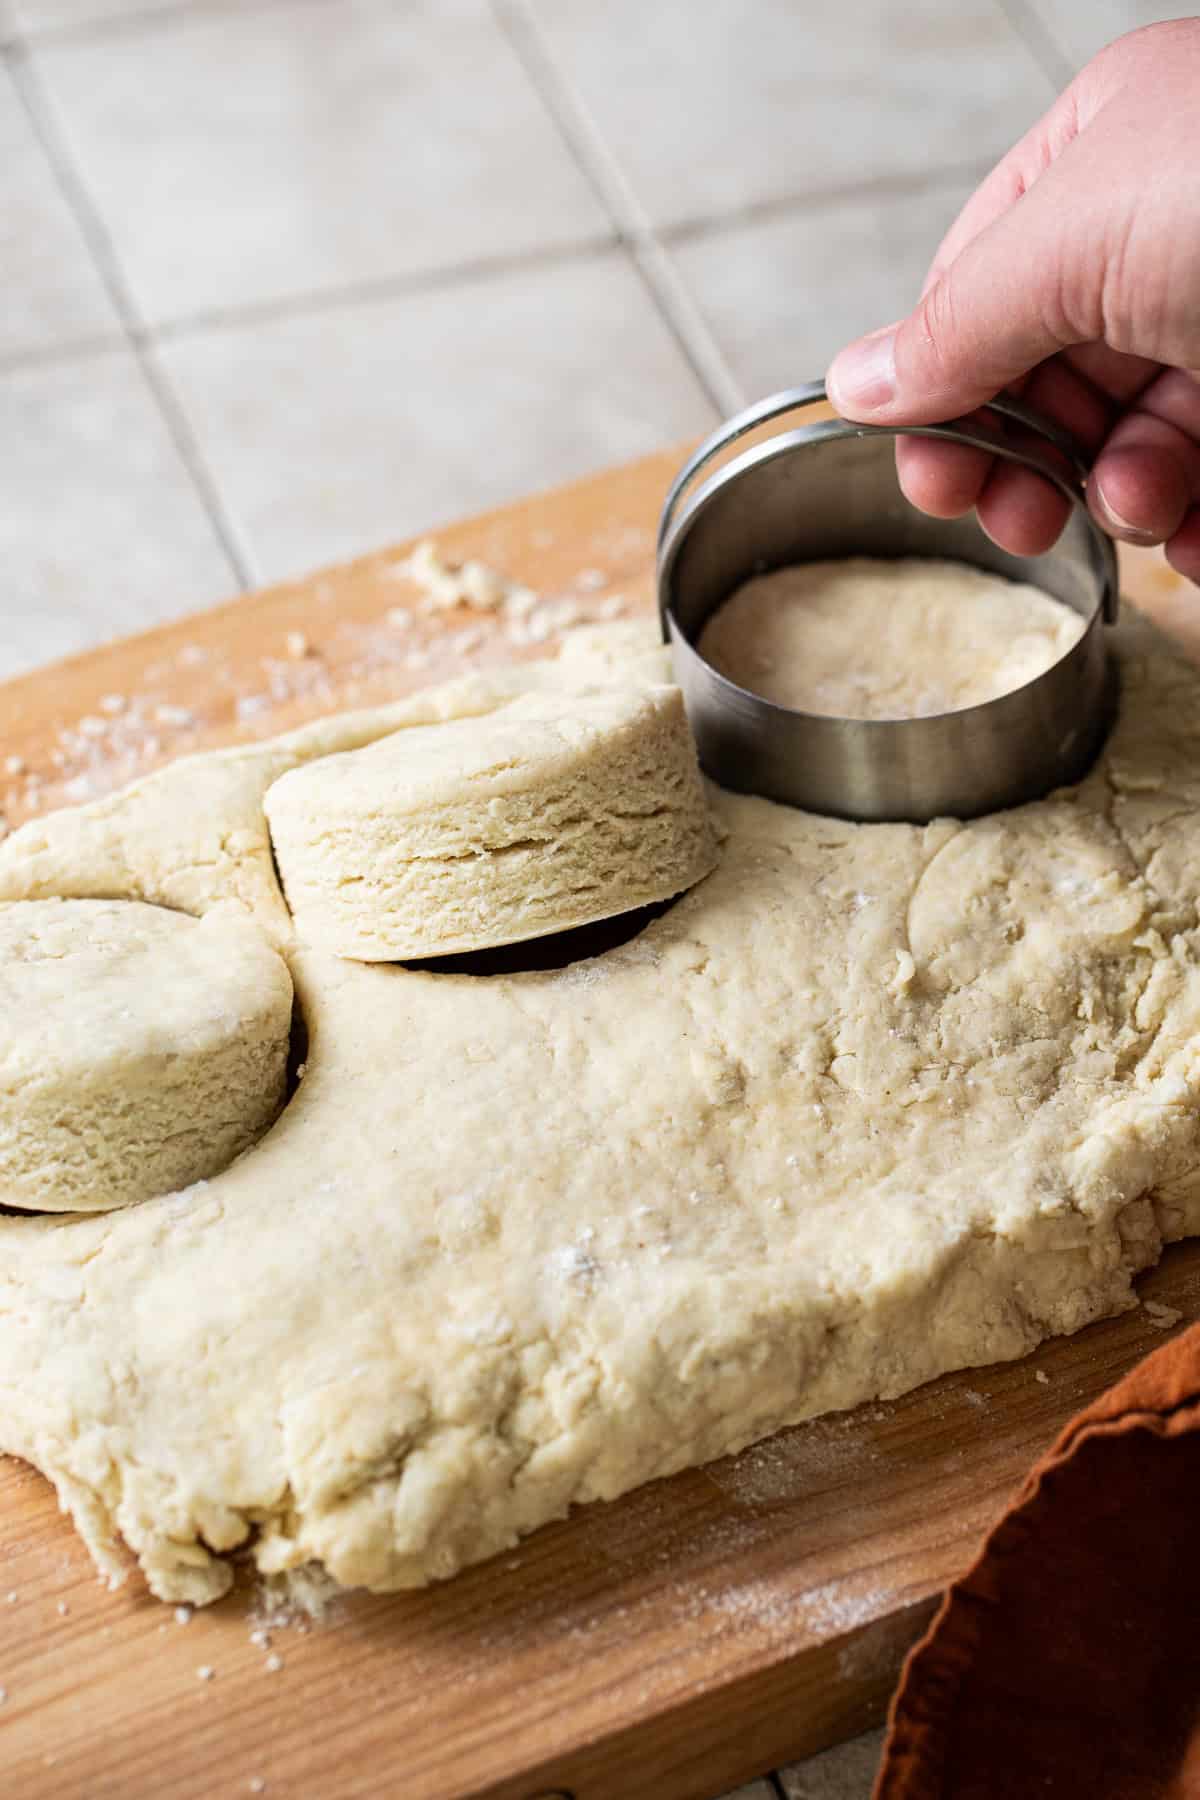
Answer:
[
  {"xmin": 0, "ymin": 899, "xmax": 293, "ymax": 1212},
  {"xmin": 698, "ymin": 556, "xmax": 1085, "ymax": 718},
  {"xmin": 2, "ymin": 615, "xmax": 1200, "ymax": 1606},
  {"xmin": 264, "ymin": 685, "xmax": 718, "ymax": 960}
]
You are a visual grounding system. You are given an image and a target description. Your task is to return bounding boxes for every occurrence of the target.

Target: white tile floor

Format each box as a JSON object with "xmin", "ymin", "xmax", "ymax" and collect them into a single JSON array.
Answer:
[
  {"xmin": 667, "ymin": 172, "xmax": 983, "ymax": 402},
  {"xmin": 154, "ymin": 246, "xmax": 714, "ymax": 583},
  {"xmin": 524, "ymin": 0, "xmax": 1052, "ymax": 229},
  {"xmin": 33, "ymin": 0, "xmax": 615, "ymax": 325},
  {"xmin": 0, "ymin": 0, "xmax": 1186, "ymax": 1790},
  {"xmin": 0, "ymin": 346, "xmax": 234, "ymax": 671}
]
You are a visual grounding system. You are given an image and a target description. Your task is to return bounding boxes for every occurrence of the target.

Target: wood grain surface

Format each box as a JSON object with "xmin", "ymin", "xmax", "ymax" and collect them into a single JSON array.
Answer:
[{"xmin": 1, "ymin": 449, "xmax": 1197, "ymax": 1800}]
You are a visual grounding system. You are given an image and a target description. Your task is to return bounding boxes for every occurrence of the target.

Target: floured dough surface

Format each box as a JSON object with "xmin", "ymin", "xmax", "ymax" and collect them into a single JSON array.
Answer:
[
  {"xmin": 0, "ymin": 899, "xmax": 293, "ymax": 1212},
  {"xmin": 1, "ymin": 617, "xmax": 1199, "ymax": 1607},
  {"xmin": 264, "ymin": 685, "xmax": 718, "ymax": 960},
  {"xmin": 698, "ymin": 556, "xmax": 1086, "ymax": 718}
]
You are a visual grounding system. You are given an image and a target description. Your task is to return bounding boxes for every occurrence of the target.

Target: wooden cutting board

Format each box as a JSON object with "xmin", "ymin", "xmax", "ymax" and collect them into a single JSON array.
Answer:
[{"xmin": 2, "ymin": 447, "xmax": 1198, "ymax": 1800}]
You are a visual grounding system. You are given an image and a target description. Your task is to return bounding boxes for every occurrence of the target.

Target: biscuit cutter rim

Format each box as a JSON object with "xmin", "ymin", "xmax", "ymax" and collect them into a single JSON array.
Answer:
[{"xmin": 656, "ymin": 380, "xmax": 1121, "ymax": 823}]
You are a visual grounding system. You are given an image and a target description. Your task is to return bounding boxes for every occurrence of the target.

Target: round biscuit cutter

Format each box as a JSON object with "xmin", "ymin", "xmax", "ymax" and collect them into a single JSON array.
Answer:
[{"xmin": 657, "ymin": 381, "xmax": 1119, "ymax": 822}]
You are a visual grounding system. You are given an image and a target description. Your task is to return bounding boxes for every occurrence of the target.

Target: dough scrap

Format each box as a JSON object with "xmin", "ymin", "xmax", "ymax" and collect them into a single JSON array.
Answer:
[
  {"xmin": 264, "ymin": 685, "xmax": 718, "ymax": 960},
  {"xmin": 0, "ymin": 899, "xmax": 293, "ymax": 1213},
  {"xmin": 698, "ymin": 556, "xmax": 1086, "ymax": 718},
  {"xmin": 1, "ymin": 616, "xmax": 1199, "ymax": 1607}
]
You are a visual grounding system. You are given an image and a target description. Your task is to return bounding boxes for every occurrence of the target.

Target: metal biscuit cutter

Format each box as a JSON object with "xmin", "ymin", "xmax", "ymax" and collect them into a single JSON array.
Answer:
[{"xmin": 657, "ymin": 380, "xmax": 1119, "ymax": 822}]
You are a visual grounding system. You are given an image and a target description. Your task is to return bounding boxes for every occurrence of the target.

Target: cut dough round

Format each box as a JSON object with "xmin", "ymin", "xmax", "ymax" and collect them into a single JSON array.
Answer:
[
  {"xmin": 698, "ymin": 556, "xmax": 1085, "ymax": 719},
  {"xmin": 264, "ymin": 685, "xmax": 719, "ymax": 960},
  {"xmin": 0, "ymin": 899, "xmax": 293, "ymax": 1213}
]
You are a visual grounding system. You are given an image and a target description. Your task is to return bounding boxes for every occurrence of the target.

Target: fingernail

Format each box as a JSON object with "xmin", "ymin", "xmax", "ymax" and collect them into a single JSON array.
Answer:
[
  {"xmin": 827, "ymin": 328, "xmax": 897, "ymax": 416},
  {"xmin": 1093, "ymin": 479, "xmax": 1159, "ymax": 545}
]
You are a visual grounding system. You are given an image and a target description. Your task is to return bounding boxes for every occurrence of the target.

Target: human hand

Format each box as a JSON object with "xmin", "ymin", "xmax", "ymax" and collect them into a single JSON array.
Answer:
[{"xmin": 825, "ymin": 19, "xmax": 1200, "ymax": 585}]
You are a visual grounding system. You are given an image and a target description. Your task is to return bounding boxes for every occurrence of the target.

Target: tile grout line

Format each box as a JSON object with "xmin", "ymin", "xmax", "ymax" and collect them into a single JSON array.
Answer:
[
  {"xmin": 0, "ymin": 236, "xmax": 623, "ymax": 375},
  {"xmin": 3, "ymin": 39, "xmax": 258, "ymax": 591},
  {"xmin": 149, "ymin": 233, "xmax": 621, "ymax": 344},
  {"xmin": 629, "ymin": 231, "xmax": 748, "ymax": 413},
  {"xmin": 0, "ymin": 330, "xmax": 129, "ymax": 380},
  {"xmin": 659, "ymin": 157, "xmax": 999, "ymax": 249},
  {"xmin": 491, "ymin": 0, "xmax": 745, "ymax": 418},
  {"xmin": 993, "ymin": 0, "xmax": 1075, "ymax": 89},
  {"xmin": 130, "ymin": 343, "xmax": 259, "ymax": 588}
]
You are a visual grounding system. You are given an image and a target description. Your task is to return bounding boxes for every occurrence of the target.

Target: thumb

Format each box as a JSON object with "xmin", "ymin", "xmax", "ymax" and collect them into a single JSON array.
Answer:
[{"xmin": 826, "ymin": 156, "xmax": 1094, "ymax": 424}]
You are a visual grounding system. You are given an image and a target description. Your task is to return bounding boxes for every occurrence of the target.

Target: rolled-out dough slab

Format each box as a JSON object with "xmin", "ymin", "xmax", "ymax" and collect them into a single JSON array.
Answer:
[{"xmin": 1, "ymin": 613, "xmax": 1199, "ymax": 1608}]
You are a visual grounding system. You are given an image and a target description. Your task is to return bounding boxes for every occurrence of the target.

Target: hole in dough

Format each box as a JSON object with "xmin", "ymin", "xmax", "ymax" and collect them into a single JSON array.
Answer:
[
  {"xmin": 404, "ymin": 893, "xmax": 678, "ymax": 976},
  {"xmin": 285, "ymin": 987, "xmax": 310, "ymax": 1100},
  {"xmin": 264, "ymin": 686, "xmax": 718, "ymax": 961},
  {"xmin": 0, "ymin": 898, "xmax": 294, "ymax": 1214}
]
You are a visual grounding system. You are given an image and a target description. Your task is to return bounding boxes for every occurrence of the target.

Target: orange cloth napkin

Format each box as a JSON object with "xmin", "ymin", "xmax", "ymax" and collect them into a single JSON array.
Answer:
[{"xmin": 874, "ymin": 1322, "xmax": 1200, "ymax": 1800}]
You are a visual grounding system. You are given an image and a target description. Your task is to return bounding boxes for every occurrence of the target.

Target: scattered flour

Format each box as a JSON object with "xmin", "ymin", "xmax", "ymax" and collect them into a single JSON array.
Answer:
[
  {"xmin": 1143, "ymin": 1299, "xmax": 1184, "ymax": 1330},
  {"xmin": 1, "ymin": 544, "xmax": 637, "ymax": 826}
]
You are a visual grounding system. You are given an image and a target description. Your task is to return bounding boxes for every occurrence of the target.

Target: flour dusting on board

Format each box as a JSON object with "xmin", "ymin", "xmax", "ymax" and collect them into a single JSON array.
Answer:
[
  {"xmin": 707, "ymin": 1415, "xmax": 883, "ymax": 1505},
  {"xmin": 0, "ymin": 543, "xmax": 640, "ymax": 826}
]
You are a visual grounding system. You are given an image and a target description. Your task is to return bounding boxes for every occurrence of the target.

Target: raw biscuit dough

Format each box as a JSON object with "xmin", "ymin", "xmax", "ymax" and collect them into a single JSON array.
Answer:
[
  {"xmin": 1, "ymin": 612, "xmax": 1200, "ymax": 1607},
  {"xmin": 698, "ymin": 556, "xmax": 1086, "ymax": 718},
  {"xmin": 0, "ymin": 899, "xmax": 293, "ymax": 1213},
  {"xmin": 264, "ymin": 685, "xmax": 718, "ymax": 960}
]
